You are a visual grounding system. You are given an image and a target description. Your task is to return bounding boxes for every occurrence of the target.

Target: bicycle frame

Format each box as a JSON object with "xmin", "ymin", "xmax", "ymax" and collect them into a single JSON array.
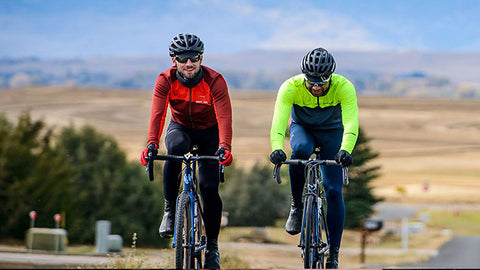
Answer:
[
  {"xmin": 274, "ymin": 156, "xmax": 348, "ymax": 269},
  {"xmin": 146, "ymin": 147, "xmax": 225, "ymax": 270}
]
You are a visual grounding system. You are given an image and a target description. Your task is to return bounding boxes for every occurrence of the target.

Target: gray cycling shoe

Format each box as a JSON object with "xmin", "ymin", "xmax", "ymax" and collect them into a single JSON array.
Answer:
[
  {"xmin": 158, "ymin": 200, "xmax": 176, "ymax": 238},
  {"xmin": 285, "ymin": 201, "xmax": 303, "ymax": 235}
]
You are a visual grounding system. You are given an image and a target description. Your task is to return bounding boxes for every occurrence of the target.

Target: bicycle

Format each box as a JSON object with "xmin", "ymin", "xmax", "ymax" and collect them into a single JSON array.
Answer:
[
  {"xmin": 146, "ymin": 145, "xmax": 225, "ymax": 270},
  {"xmin": 273, "ymin": 149, "xmax": 349, "ymax": 269}
]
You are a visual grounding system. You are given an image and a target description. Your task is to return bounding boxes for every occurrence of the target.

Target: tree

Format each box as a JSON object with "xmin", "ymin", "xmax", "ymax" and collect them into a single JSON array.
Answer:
[
  {"xmin": 343, "ymin": 127, "xmax": 383, "ymax": 229},
  {"xmin": 0, "ymin": 112, "xmax": 74, "ymax": 239}
]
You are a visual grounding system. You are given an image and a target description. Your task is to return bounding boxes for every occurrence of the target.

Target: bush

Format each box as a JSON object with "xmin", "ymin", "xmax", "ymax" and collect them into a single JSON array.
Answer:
[{"xmin": 221, "ymin": 163, "xmax": 290, "ymax": 226}]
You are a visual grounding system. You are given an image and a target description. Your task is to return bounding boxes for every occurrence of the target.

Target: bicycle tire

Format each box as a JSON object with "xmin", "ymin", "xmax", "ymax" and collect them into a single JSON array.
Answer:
[
  {"xmin": 303, "ymin": 195, "xmax": 316, "ymax": 269},
  {"xmin": 175, "ymin": 193, "xmax": 195, "ymax": 269}
]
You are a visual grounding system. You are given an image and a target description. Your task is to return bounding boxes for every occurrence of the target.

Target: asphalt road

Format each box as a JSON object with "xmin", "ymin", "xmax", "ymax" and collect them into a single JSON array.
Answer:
[
  {"xmin": 374, "ymin": 203, "xmax": 480, "ymax": 268},
  {"xmin": 405, "ymin": 236, "xmax": 480, "ymax": 268}
]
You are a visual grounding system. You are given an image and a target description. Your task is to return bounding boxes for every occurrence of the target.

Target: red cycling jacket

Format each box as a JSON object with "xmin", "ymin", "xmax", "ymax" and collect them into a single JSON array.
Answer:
[{"xmin": 147, "ymin": 65, "xmax": 233, "ymax": 151}]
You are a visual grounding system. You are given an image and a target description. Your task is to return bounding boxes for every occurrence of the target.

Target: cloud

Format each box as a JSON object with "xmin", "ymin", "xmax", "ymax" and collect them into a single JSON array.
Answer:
[{"xmin": 256, "ymin": 8, "xmax": 388, "ymax": 51}]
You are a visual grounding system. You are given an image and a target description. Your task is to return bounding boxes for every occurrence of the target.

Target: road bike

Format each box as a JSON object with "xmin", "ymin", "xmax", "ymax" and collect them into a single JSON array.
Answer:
[
  {"xmin": 146, "ymin": 145, "xmax": 225, "ymax": 270},
  {"xmin": 273, "ymin": 149, "xmax": 349, "ymax": 269}
]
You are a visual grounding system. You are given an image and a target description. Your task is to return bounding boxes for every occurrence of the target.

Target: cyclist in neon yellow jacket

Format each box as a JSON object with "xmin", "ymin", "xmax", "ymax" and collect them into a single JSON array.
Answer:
[{"xmin": 270, "ymin": 48, "xmax": 358, "ymax": 269}]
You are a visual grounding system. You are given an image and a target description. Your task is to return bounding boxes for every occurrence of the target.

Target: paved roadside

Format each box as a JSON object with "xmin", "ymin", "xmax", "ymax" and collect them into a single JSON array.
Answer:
[
  {"xmin": 0, "ymin": 251, "xmax": 110, "ymax": 269},
  {"xmin": 0, "ymin": 245, "xmax": 172, "ymax": 269}
]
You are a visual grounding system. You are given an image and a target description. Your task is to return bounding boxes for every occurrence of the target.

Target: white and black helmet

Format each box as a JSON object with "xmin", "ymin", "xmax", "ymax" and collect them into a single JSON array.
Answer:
[
  {"xmin": 301, "ymin": 48, "xmax": 336, "ymax": 83},
  {"xmin": 169, "ymin": 33, "xmax": 204, "ymax": 57}
]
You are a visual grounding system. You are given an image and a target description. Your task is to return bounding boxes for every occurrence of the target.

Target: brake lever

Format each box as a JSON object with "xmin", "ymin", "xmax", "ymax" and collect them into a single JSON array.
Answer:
[
  {"xmin": 342, "ymin": 166, "xmax": 349, "ymax": 186},
  {"xmin": 273, "ymin": 163, "xmax": 282, "ymax": 184}
]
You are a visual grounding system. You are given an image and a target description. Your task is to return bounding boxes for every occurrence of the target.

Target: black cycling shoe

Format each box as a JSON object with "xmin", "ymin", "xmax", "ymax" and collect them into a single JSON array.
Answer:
[
  {"xmin": 204, "ymin": 239, "xmax": 220, "ymax": 269},
  {"xmin": 325, "ymin": 245, "xmax": 339, "ymax": 269},
  {"xmin": 285, "ymin": 201, "xmax": 303, "ymax": 235},
  {"xmin": 158, "ymin": 200, "xmax": 176, "ymax": 238}
]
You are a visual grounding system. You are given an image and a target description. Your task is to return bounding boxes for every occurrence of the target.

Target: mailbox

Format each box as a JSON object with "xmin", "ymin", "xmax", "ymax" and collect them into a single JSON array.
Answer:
[{"xmin": 363, "ymin": 218, "xmax": 383, "ymax": 231}]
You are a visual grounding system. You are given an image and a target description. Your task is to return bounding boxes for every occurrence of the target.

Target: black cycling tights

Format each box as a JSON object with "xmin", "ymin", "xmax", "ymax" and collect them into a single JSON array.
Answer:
[{"xmin": 163, "ymin": 121, "xmax": 222, "ymax": 240}]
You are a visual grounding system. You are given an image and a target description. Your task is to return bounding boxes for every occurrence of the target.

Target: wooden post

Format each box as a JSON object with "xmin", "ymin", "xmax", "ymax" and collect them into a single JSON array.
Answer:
[{"xmin": 360, "ymin": 229, "xmax": 367, "ymax": 264}]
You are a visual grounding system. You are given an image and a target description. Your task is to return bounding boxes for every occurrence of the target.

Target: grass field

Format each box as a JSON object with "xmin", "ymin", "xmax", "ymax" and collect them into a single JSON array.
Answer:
[{"xmin": 2, "ymin": 86, "xmax": 479, "ymax": 204}]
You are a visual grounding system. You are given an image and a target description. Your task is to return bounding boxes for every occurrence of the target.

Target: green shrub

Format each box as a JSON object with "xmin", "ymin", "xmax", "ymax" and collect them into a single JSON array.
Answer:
[{"xmin": 221, "ymin": 163, "xmax": 290, "ymax": 226}]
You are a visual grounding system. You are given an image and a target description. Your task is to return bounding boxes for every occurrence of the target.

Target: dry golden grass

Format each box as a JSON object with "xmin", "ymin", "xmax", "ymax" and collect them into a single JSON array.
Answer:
[
  {"xmin": 358, "ymin": 96, "xmax": 480, "ymax": 204},
  {"xmin": 1, "ymin": 87, "xmax": 480, "ymax": 205}
]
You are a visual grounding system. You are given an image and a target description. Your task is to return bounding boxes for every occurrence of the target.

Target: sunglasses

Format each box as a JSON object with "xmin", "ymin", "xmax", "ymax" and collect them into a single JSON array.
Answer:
[
  {"xmin": 175, "ymin": 54, "xmax": 201, "ymax": 63},
  {"xmin": 306, "ymin": 75, "xmax": 331, "ymax": 86}
]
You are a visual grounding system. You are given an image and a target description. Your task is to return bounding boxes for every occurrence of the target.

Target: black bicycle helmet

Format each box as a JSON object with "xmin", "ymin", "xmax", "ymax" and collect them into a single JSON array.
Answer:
[
  {"xmin": 301, "ymin": 48, "xmax": 336, "ymax": 83},
  {"xmin": 169, "ymin": 33, "xmax": 204, "ymax": 57}
]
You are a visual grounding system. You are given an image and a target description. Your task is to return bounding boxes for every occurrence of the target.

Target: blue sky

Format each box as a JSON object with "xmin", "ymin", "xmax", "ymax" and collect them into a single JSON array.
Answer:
[{"xmin": 1, "ymin": 0, "xmax": 479, "ymax": 59}]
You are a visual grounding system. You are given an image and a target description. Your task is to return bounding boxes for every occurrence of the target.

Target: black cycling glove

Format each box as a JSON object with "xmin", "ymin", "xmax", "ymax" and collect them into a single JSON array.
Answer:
[
  {"xmin": 270, "ymin": 149, "xmax": 287, "ymax": 164},
  {"xmin": 335, "ymin": 150, "xmax": 353, "ymax": 167}
]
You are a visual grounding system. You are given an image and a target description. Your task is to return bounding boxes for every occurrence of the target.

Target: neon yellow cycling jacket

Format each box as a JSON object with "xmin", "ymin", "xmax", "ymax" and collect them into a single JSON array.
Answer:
[{"xmin": 270, "ymin": 73, "xmax": 359, "ymax": 154}]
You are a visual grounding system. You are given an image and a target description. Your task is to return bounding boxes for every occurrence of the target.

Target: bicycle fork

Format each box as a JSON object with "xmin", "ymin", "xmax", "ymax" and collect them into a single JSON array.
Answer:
[
  {"xmin": 318, "ymin": 197, "xmax": 329, "ymax": 254},
  {"xmin": 192, "ymin": 194, "xmax": 207, "ymax": 258}
]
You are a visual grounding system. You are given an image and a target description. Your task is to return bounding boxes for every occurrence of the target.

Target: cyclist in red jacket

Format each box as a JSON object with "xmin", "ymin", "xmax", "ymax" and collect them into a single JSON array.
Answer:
[{"xmin": 140, "ymin": 33, "xmax": 233, "ymax": 269}]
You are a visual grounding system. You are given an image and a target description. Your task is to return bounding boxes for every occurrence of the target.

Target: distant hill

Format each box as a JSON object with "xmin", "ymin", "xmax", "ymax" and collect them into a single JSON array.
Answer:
[{"xmin": 1, "ymin": 50, "xmax": 479, "ymax": 98}]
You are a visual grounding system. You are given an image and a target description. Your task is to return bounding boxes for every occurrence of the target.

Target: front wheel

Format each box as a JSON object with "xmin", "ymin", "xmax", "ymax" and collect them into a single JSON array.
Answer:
[
  {"xmin": 303, "ymin": 195, "xmax": 318, "ymax": 269},
  {"xmin": 175, "ymin": 193, "xmax": 195, "ymax": 269}
]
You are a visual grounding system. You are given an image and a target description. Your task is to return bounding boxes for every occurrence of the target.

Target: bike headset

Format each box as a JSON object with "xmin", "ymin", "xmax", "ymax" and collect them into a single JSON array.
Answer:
[
  {"xmin": 169, "ymin": 33, "xmax": 205, "ymax": 57},
  {"xmin": 301, "ymin": 47, "xmax": 336, "ymax": 85}
]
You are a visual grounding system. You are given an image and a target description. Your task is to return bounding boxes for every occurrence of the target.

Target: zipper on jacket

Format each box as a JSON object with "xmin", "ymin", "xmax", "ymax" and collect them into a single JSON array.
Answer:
[{"xmin": 189, "ymin": 88, "xmax": 195, "ymax": 128}]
